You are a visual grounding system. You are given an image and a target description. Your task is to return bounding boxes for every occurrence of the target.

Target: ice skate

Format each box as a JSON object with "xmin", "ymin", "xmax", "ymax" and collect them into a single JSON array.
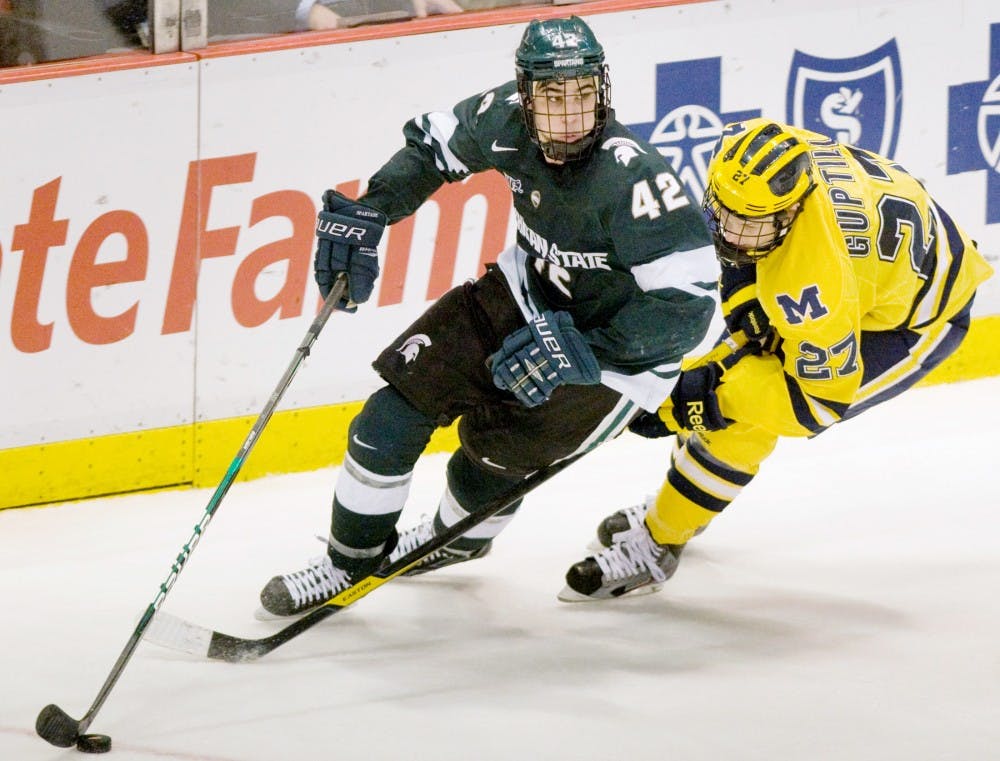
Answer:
[
  {"xmin": 386, "ymin": 516, "xmax": 491, "ymax": 576},
  {"xmin": 259, "ymin": 535, "xmax": 396, "ymax": 618},
  {"xmin": 560, "ymin": 522, "xmax": 684, "ymax": 602},
  {"xmin": 595, "ymin": 497, "xmax": 706, "ymax": 550},
  {"xmin": 594, "ymin": 495, "xmax": 653, "ymax": 549},
  {"xmin": 258, "ymin": 553, "xmax": 354, "ymax": 618}
]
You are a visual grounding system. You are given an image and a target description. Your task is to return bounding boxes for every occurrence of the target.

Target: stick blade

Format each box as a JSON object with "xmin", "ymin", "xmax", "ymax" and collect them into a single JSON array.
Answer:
[
  {"xmin": 144, "ymin": 611, "xmax": 213, "ymax": 657},
  {"xmin": 145, "ymin": 611, "xmax": 272, "ymax": 662},
  {"xmin": 36, "ymin": 703, "xmax": 81, "ymax": 747}
]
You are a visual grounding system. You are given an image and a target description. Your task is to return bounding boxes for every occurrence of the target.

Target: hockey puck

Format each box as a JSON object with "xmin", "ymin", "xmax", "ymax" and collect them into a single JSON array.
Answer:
[{"xmin": 76, "ymin": 734, "xmax": 112, "ymax": 753}]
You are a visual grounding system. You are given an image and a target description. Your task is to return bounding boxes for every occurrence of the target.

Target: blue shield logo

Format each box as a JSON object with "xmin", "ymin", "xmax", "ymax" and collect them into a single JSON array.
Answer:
[
  {"xmin": 979, "ymin": 77, "xmax": 1000, "ymax": 172},
  {"xmin": 786, "ymin": 40, "xmax": 902, "ymax": 157},
  {"xmin": 948, "ymin": 24, "xmax": 1000, "ymax": 224}
]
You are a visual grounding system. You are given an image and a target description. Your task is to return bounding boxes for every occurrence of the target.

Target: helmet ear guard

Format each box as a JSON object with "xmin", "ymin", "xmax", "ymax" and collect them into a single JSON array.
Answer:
[
  {"xmin": 703, "ymin": 120, "xmax": 816, "ymax": 265},
  {"xmin": 515, "ymin": 16, "xmax": 610, "ymax": 162}
]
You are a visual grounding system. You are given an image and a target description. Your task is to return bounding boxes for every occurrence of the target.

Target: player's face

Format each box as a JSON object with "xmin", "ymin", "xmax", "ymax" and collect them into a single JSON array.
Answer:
[
  {"xmin": 716, "ymin": 206, "xmax": 784, "ymax": 252},
  {"xmin": 532, "ymin": 76, "xmax": 599, "ymax": 150},
  {"xmin": 714, "ymin": 201, "xmax": 801, "ymax": 258}
]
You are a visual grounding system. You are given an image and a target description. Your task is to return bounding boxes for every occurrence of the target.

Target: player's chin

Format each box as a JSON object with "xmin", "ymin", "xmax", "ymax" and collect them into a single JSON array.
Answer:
[{"xmin": 541, "ymin": 133, "xmax": 584, "ymax": 145}]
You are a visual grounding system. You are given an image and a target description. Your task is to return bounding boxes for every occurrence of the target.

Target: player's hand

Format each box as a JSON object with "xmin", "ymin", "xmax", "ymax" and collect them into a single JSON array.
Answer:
[
  {"xmin": 726, "ymin": 297, "xmax": 771, "ymax": 344},
  {"xmin": 627, "ymin": 410, "xmax": 675, "ymax": 439},
  {"xmin": 490, "ymin": 311, "xmax": 600, "ymax": 408},
  {"xmin": 669, "ymin": 363, "xmax": 729, "ymax": 432},
  {"xmin": 314, "ymin": 190, "xmax": 387, "ymax": 312},
  {"xmin": 719, "ymin": 264, "xmax": 778, "ymax": 352}
]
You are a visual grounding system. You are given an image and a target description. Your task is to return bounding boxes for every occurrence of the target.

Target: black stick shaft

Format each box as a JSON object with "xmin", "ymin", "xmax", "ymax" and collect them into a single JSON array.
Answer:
[{"xmin": 36, "ymin": 279, "xmax": 347, "ymax": 746}]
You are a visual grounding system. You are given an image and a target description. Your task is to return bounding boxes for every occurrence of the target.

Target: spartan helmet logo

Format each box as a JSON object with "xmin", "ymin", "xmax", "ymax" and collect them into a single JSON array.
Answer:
[
  {"xmin": 601, "ymin": 136, "xmax": 647, "ymax": 167},
  {"xmin": 397, "ymin": 333, "xmax": 432, "ymax": 364}
]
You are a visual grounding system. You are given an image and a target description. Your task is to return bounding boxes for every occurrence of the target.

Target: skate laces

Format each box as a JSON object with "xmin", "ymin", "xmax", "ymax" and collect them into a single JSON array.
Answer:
[
  {"xmin": 281, "ymin": 555, "xmax": 351, "ymax": 607},
  {"xmin": 388, "ymin": 516, "xmax": 435, "ymax": 562},
  {"xmin": 620, "ymin": 499, "xmax": 651, "ymax": 532},
  {"xmin": 594, "ymin": 526, "xmax": 668, "ymax": 584}
]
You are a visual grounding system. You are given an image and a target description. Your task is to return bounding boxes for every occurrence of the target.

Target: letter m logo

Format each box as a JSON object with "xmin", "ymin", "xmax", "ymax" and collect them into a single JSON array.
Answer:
[{"xmin": 775, "ymin": 285, "xmax": 829, "ymax": 324}]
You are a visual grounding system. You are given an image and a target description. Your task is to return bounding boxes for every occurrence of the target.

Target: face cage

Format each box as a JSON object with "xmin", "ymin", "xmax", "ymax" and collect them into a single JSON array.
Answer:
[
  {"xmin": 702, "ymin": 190, "xmax": 796, "ymax": 267},
  {"xmin": 517, "ymin": 67, "xmax": 610, "ymax": 163}
]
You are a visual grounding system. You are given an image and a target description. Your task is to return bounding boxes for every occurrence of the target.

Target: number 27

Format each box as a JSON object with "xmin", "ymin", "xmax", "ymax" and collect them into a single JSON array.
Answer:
[{"xmin": 796, "ymin": 332, "xmax": 860, "ymax": 380}]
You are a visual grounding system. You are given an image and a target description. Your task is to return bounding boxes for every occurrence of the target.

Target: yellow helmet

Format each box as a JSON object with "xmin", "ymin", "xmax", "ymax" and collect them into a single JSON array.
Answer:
[
  {"xmin": 703, "ymin": 120, "xmax": 815, "ymax": 265},
  {"xmin": 709, "ymin": 120, "xmax": 814, "ymax": 214}
]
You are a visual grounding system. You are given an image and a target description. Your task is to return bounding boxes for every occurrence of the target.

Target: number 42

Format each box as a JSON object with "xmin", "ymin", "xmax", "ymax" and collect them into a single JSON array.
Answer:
[{"xmin": 632, "ymin": 173, "xmax": 689, "ymax": 219}]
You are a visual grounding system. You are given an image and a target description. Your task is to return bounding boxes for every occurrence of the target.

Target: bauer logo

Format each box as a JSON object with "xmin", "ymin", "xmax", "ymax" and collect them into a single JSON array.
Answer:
[
  {"xmin": 627, "ymin": 58, "xmax": 760, "ymax": 201},
  {"xmin": 786, "ymin": 40, "xmax": 902, "ymax": 157},
  {"xmin": 947, "ymin": 23, "xmax": 1000, "ymax": 224}
]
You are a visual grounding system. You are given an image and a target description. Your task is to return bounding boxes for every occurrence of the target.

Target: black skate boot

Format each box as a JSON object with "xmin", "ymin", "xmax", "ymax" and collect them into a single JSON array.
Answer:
[
  {"xmin": 559, "ymin": 521, "xmax": 684, "ymax": 602},
  {"xmin": 596, "ymin": 497, "xmax": 706, "ymax": 549},
  {"xmin": 596, "ymin": 497, "xmax": 653, "ymax": 548},
  {"xmin": 259, "ymin": 537, "xmax": 393, "ymax": 617}
]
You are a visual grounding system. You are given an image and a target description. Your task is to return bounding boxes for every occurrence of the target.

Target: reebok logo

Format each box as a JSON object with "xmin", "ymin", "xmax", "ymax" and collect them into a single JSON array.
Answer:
[
  {"xmin": 491, "ymin": 140, "xmax": 518, "ymax": 153},
  {"xmin": 685, "ymin": 400, "xmax": 707, "ymax": 432}
]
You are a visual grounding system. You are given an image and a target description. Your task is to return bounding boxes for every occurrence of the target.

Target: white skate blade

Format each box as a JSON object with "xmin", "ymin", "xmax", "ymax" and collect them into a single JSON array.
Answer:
[{"xmin": 557, "ymin": 582, "xmax": 663, "ymax": 603}]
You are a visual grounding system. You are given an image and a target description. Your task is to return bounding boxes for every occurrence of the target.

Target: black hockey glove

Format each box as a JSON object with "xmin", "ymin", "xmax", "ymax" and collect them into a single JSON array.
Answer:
[
  {"xmin": 669, "ymin": 363, "xmax": 729, "ymax": 433},
  {"xmin": 314, "ymin": 189, "xmax": 387, "ymax": 312},
  {"xmin": 491, "ymin": 311, "xmax": 600, "ymax": 408},
  {"xmin": 720, "ymin": 260, "xmax": 779, "ymax": 352},
  {"xmin": 726, "ymin": 297, "xmax": 771, "ymax": 344},
  {"xmin": 627, "ymin": 410, "xmax": 675, "ymax": 439}
]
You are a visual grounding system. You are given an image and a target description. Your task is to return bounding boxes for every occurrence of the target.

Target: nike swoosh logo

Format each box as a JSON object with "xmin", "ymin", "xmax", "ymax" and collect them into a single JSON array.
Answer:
[
  {"xmin": 481, "ymin": 456, "xmax": 507, "ymax": 470},
  {"xmin": 352, "ymin": 434, "xmax": 377, "ymax": 451},
  {"xmin": 491, "ymin": 140, "xmax": 518, "ymax": 153}
]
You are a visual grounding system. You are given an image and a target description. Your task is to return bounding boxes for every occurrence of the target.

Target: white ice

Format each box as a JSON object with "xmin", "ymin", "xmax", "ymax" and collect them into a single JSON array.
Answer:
[{"xmin": 3, "ymin": 377, "xmax": 999, "ymax": 761}]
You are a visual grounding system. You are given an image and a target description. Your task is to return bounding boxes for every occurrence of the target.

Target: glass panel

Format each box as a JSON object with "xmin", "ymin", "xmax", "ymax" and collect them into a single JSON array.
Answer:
[
  {"xmin": 0, "ymin": 0, "xmax": 561, "ymax": 68},
  {"xmin": 0, "ymin": 1, "xmax": 149, "ymax": 67}
]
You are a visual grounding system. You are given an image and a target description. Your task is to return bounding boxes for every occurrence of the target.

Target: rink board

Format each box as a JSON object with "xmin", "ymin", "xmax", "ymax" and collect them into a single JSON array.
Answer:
[{"xmin": 2, "ymin": 0, "xmax": 999, "ymax": 507}]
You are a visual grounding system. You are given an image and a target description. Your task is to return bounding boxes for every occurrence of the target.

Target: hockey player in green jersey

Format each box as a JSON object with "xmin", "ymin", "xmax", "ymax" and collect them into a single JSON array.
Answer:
[
  {"xmin": 561, "ymin": 118, "xmax": 994, "ymax": 601},
  {"xmin": 259, "ymin": 15, "xmax": 719, "ymax": 617}
]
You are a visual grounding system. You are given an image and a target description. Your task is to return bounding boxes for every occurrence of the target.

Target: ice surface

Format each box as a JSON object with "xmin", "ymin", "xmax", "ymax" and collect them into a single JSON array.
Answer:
[{"xmin": 2, "ymin": 377, "xmax": 999, "ymax": 760}]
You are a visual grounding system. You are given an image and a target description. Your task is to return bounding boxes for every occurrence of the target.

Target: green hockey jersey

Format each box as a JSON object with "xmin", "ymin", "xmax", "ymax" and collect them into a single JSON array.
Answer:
[{"xmin": 360, "ymin": 81, "xmax": 719, "ymax": 410}]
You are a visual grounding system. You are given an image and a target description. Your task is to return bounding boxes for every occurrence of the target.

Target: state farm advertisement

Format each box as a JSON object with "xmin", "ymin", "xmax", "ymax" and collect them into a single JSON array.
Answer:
[{"xmin": 2, "ymin": 0, "xmax": 998, "ymax": 462}]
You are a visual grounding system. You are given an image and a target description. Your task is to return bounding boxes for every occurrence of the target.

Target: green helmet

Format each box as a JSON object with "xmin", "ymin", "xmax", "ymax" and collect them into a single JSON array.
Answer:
[{"xmin": 515, "ymin": 16, "xmax": 610, "ymax": 162}]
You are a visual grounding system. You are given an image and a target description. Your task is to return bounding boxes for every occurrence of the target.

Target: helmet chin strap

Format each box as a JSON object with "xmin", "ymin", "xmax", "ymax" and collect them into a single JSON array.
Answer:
[{"xmin": 538, "ymin": 134, "xmax": 598, "ymax": 163}]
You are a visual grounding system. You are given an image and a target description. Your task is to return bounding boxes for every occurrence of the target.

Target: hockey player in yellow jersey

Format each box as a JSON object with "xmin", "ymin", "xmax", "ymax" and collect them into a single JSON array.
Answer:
[{"xmin": 561, "ymin": 117, "xmax": 994, "ymax": 601}]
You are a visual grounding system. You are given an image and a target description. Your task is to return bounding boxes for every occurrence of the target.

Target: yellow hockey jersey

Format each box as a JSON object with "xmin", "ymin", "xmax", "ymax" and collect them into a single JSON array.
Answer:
[{"xmin": 712, "ymin": 125, "xmax": 993, "ymax": 437}]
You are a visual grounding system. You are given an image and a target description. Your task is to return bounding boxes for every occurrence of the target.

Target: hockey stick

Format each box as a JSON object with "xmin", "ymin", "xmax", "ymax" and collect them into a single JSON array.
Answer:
[
  {"xmin": 144, "ymin": 450, "xmax": 587, "ymax": 663},
  {"xmin": 36, "ymin": 277, "xmax": 349, "ymax": 749},
  {"xmin": 144, "ymin": 331, "xmax": 759, "ymax": 664}
]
